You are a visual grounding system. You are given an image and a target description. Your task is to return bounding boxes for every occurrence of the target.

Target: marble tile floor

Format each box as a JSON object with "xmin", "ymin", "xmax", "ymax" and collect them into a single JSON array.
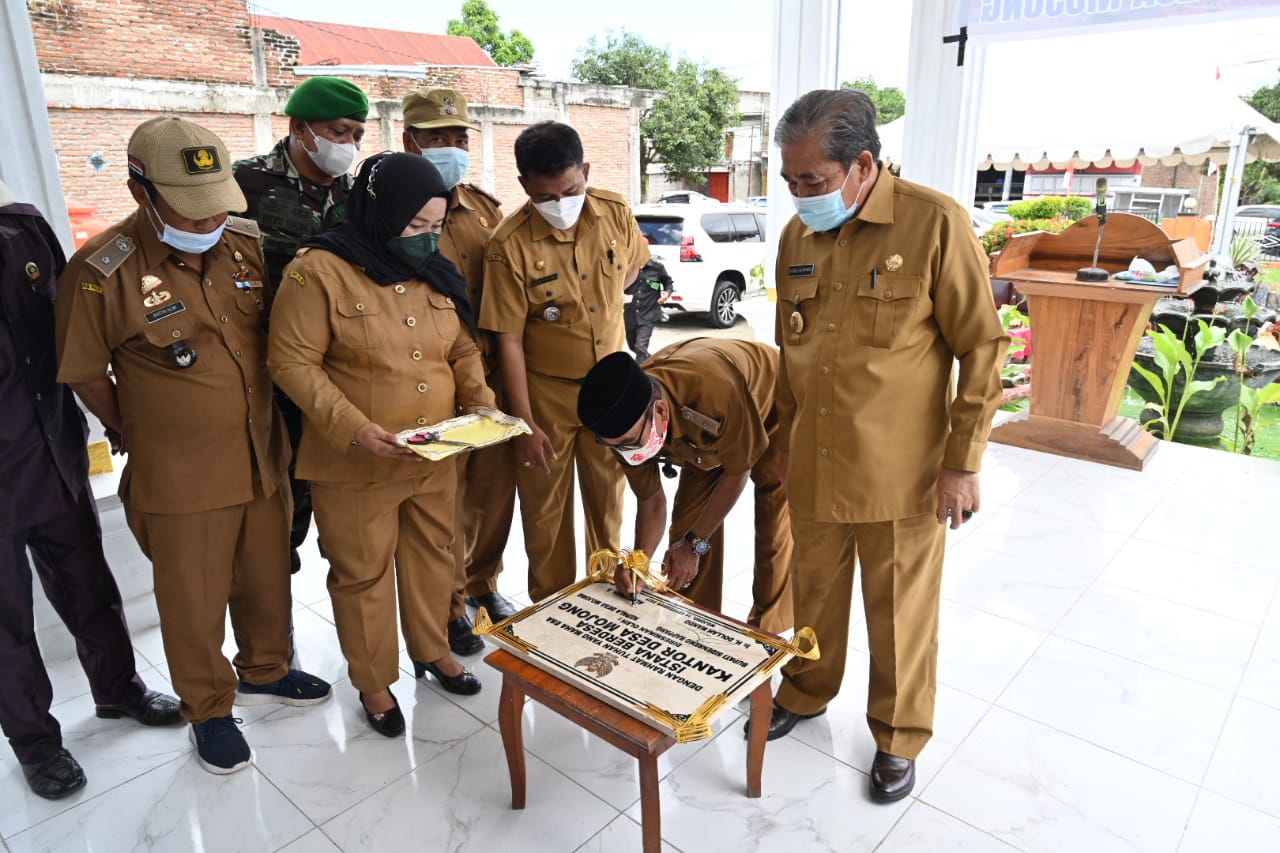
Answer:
[{"xmin": 8, "ymin": 297, "xmax": 1280, "ymax": 851}]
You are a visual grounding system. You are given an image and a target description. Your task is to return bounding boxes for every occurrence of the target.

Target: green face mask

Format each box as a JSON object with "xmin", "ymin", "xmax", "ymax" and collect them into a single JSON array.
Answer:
[{"xmin": 386, "ymin": 231, "xmax": 440, "ymax": 274}]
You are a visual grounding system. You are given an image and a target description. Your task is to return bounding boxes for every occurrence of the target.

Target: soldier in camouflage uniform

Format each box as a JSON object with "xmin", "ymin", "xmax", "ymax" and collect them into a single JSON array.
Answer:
[{"xmin": 233, "ymin": 76, "xmax": 369, "ymax": 574}]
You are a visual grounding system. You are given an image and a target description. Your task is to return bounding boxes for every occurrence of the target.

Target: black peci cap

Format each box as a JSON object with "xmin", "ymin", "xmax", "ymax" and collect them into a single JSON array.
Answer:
[{"xmin": 578, "ymin": 352, "xmax": 653, "ymax": 438}]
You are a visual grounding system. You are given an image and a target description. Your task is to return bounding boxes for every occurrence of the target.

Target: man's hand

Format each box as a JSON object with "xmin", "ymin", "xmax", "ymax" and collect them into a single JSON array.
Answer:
[
  {"xmin": 354, "ymin": 422, "xmax": 420, "ymax": 460},
  {"xmin": 104, "ymin": 426, "xmax": 127, "ymax": 455},
  {"xmin": 662, "ymin": 541, "xmax": 699, "ymax": 592},
  {"xmin": 514, "ymin": 423, "xmax": 556, "ymax": 474},
  {"xmin": 616, "ymin": 563, "xmax": 647, "ymax": 598},
  {"xmin": 936, "ymin": 467, "xmax": 981, "ymax": 530}
]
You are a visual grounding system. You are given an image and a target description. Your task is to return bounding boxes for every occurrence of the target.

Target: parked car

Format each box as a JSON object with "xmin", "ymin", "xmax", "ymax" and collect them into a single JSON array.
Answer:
[
  {"xmin": 633, "ymin": 203, "xmax": 766, "ymax": 328},
  {"xmin": 656, "ymin": 190, "xmax": 720, "ymax": 205},
  {"xmin": 982, "ymin": 201, "xmax": 1013, "ymax": 216},
  {"xmin": 745, "ymin": 196, "xmax": 767, "ymax": 207},
  {"xmin": 971, "ymin": 205, "xmax": 1011, "ymax": 237},
  {"xmin": 1232, "ymin": 204, "xmax": 1280, "ymax": 256}
]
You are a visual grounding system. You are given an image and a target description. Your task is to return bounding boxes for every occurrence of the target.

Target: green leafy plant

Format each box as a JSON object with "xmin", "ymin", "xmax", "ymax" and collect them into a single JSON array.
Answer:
[
  {"xmin": 1225, "ymin": 296, "xmax": 1280, "ymax": 454},
  {"xmin": 1229, "ymin": 233, "xmax": 1263, "ymax": 268},
  {"xmin": 1130, "ymin": 320, "xmax": 1227, "ymax": 440},
  {"xmin": 980, "ymin": 217, "xmax": 1073, "ymax": 256},
  {"xmin": 1006, "ymin": 196, "xmax": 1093, "ymax": 221},
  {"xmin": 748, "ymin": 262, "xmax": 765, "ymax": 292}
]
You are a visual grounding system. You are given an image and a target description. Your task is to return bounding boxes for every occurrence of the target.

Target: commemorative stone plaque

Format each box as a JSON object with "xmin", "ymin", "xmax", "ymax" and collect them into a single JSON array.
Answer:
[{"xmin": 476, "ymin": 554, "xmax": 818, "ymax": 742}]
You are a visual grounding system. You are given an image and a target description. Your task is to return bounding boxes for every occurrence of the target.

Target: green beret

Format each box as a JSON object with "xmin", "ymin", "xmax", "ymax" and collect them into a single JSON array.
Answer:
[{"xmin": 285, "ymin": 77, "xmax": 369, "ymax": 122}]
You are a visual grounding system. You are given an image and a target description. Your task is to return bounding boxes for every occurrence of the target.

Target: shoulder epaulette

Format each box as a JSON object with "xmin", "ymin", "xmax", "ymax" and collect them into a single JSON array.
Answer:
[
  {"xmin": 586, "ymin": 187, "xmax": 627, "ymax": 206},
  {"xmin": 225, "ymin": 215, "xmax": 261, "ymax": 238},
  {"xmin": 83, "ymin": 233, "xmax": 137, "ymax": 277},
  {"xmin": 459, "ymin": 182, "xmax": 502, "ymax": 209},
  {"xmin": 488, "ymin": 205, "xmax": 531, "ymax": 244}
]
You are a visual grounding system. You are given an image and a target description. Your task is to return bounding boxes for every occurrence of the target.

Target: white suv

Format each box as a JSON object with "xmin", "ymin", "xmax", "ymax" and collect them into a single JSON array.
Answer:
[{"xmin": 633, "ymin": 204, "xmax": 766, "ymax": 328}]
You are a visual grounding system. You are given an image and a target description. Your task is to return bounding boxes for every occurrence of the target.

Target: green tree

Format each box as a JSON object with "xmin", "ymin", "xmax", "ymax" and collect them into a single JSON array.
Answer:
[
  {"xmin": 1241, "ymin": 70, "xmax": 1280, "ymax": 204},
  {"xmin": 572, "ymin": 29, "xmax": 671, "ymax": 90},
  {"xmin": 573, "ymin": 32, "xmax": 739, "ymax": 194},
  {"xmin": 446, "ymin": 0, "xmax": 534, "ymax": 67},
  {"xmin": 840, "ymin": 75, "xmax": 906, "ymax": 124}
]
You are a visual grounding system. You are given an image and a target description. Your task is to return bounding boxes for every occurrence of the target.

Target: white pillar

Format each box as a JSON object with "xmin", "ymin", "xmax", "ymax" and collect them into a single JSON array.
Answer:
[
  {"xmin": 1, "ymin": 0, "xmax": 72, "ymax": 251},
  {"xmin": 766, "ymin": 0, "xmax": 843, "ymax": 291},
  {"xmin": 901, "ymin": 0, "xmax": 984, "ymax": 206},
  {"xmin": 1211, "ymin": 126, "xmax": 1252, "ymax": 257}
]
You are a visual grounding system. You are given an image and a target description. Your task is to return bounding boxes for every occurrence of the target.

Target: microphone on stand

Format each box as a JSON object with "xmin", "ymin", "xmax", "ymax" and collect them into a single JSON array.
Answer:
[{"xmin": 1077, "ymin": 177, "xmax": 1110, "ymax": 282}]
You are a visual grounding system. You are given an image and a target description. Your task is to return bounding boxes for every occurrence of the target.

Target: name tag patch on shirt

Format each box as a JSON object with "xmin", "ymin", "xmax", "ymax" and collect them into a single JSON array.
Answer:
[
  {"xmin": 144, "ymin": 301, "xmax": 186, "ymax": 324},
  {"xmin": 788, "ymin": 264, "xmax": 815, "ymax": 277},
  {"xmin": 235, "ymin": 280, "xmax": 264, "ymax": 291},
  {"xmin": 530, "ymin": 273, "xmax": 559, "ymax": 287}
]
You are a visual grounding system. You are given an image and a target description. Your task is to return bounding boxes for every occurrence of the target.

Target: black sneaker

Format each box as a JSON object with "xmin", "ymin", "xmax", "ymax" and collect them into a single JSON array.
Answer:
[
  {"xmin": 189, "ymin": 716, "xmax": 251, "ymax": 775},
  {"xmin": 236, "ymin": 668, "xmax": 332, "ymax": 706}
]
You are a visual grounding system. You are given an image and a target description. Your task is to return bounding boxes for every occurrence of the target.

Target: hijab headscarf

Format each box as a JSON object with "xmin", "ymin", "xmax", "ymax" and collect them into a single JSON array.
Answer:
[{"xmin": 305, "ymin": 151, "xmax": 476, "ymax": 332}]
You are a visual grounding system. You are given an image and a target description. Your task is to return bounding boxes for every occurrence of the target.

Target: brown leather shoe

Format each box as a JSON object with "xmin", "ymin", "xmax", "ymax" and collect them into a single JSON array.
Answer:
[
  {"xmin": 742, "ymin": 701, "xmax": 826, "ymax": 741},
  {"xmin": 869, "ymin": 750, "xmax": 915, "ymax": 803}
]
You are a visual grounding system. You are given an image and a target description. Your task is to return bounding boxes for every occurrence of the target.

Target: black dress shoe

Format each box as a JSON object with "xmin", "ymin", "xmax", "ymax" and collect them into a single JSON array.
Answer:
[
  {"xmin": 466, "ymin": 591, "xmax": 518, "ymax": 621},
  {"xmin": 21, "ymin": 748, "xmax": 87, "ymax": 799},
  {"xmin": 742, "ymin": 701, "xmax": 826, "ymax": 741},
  {"xmin": 358, "ymin": 691, "xmax": 405, "ymax": 737},
  {"xmin": 414, "ymin": 660, "xmax": 482, "ymax": 696},
  {"xmin": 95, "ymin": 689, "xmax": 182, "ymax": 726},
  {"xmin": 869, "ymin": 750, "xmax": 916, "ymax": 803},
  {"xmin": 448, "ymin": 615, "xmax": 485, "ymax": 656}
]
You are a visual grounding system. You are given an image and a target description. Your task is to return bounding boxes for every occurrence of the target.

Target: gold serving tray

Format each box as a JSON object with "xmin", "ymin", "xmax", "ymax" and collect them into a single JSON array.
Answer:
[{"xmin": 396, "ymin": 407, "xmax": 530, "ymax": 461}]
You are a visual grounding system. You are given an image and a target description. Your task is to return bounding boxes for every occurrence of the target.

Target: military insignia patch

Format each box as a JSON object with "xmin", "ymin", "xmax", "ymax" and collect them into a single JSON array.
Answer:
[
  {"xmin": 24, "ymin": 261, "xmax": 39, "ymax": 280},
  {"xmin": 140, "ymin": 274, "xmax": 163, "ymax": 295},
  {"xmin": 81, "ymin": 281, "xmax": 104, "ymax": 294},
  {"xmin": 181, "ymin": 146, "xmax": 221, "ymax": 174},
  {"xmin": 789, "ymin": 310, "xmax": 805, "ymax": 334},
  {"xmin": 289, "ymin": 271, "xmax": 306, "ymax": 286},
  {"xmin": 143, "ymin": 290, "xmax": 172, "ymax": 308},
  {"xmin": 486, "ymin": 253, "xmax": 510, "ymax": 267},
  {"xmin": 885, "ymin": 254, "xmax": 903, "ymax": 272},
  {"xmin": 114, "ymin": 236, "xmax": 134, "ymax": 253},
  {"xmin": 441, "ymin": 96, "xmax": 459, "ymax": 116}
]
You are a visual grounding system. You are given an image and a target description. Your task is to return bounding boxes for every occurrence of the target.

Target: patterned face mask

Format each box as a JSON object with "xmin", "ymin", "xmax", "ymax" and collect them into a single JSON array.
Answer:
[{"xmin": 614, "ymin": 408, "xmax": 667, "ymax": 466}]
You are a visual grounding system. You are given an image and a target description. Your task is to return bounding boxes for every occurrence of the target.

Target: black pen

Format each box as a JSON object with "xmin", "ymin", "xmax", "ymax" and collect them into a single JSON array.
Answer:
[
  {"xmin": 871, "ymin": 269, "xmax": 878, "ymax": 289},
  {"xmin": 608, "ymin": 248, "xmax": 616, "ymax": 265}
]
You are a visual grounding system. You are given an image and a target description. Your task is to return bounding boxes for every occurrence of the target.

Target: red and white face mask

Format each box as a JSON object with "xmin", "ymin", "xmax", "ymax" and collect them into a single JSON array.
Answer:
[{"xmin": 616, "ymin": 410, "xmax": 667, "ymax": 466}]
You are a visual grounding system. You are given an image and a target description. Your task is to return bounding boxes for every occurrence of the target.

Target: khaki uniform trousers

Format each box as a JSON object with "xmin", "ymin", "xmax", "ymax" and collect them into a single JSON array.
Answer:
[
  {"xmin": 125, "ymin": 488, "xmax": 292, "ymax": 724},
  {"xmin": 670, "ymin": 439, "xmax": 794, "ymax": 635},
  {"xmin": 519, "ymin": 370, "xmax": 623, "ymax": 602},
  {"xmin": 449, "ymin": 386, "xmax": 518, "ymax": 620},
  {"xmin": 776, "ymin": 512, "xmax": 945, "ymax": 760},
  {"xmin": 312, "ymin": 466, "xmax": 455, "ymax": 693}
]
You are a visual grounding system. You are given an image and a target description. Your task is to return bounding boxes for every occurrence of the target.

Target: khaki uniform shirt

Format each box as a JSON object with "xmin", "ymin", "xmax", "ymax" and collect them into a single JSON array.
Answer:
[
  {"xmin": 621, "ymin": 338, "xmax": 777, "ymax": 501},
  {"xmin": 479, "ymin": 189, "xmax": 650, "ymax": 380},
  {"xmin": 55, "ymin": 211, "xmax": 287, "ymax": 514},
  {"xmin": 267, "ymin": 247, "xmax": 495, "ymax": 483},
  {"xmin": 441, "ymin": 182, "xmax": 501, "ymax": 370},
  {"xmin": 775, "ymin": 169, "xmax": 1007, "ymax": 523}
]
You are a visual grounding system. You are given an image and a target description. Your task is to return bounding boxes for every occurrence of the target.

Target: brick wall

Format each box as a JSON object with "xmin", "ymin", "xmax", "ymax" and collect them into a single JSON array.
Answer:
[
  {"xmin": 30, "ymin": 0, "xmax": 255, "ymax": 84},
  {"xmin": 1142, "ymin": 161, "xmax": 1218, "ymax": 220},
  {"xmin": 569, "ymin": 105, "xmax": 633, "ymax": 198},
  {"xmin": 51, "ymin": 109, "xmax": 258, "ymax": 222}
]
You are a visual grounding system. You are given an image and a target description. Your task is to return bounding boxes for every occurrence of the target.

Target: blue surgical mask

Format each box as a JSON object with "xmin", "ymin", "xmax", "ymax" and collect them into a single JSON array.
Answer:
[
  {"xmin": 147, "ymin": 202, "xmax": 225, "ymax": 254},
  {"xmin": 792, "ymin": 166, "xmax": 868, "ymax": 232},
  {"xmin": 416, "ymin": 145, "xmax": 469, "ymax": 189}
]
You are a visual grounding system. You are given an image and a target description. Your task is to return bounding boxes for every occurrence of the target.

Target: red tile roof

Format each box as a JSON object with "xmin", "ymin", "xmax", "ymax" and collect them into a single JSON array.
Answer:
[{"xmin": 255, "ymin": 15, "xmax": 496, "ymax": 68}]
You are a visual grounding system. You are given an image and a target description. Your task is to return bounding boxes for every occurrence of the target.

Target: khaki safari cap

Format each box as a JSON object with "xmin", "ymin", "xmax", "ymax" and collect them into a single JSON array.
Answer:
[
  {"xmin": 402, "ymin": 87, "xmax": 479, "ymax": 130},
  {"xmin": 127, "ymin": 117, "xmax": 246, "ymax": 220}
]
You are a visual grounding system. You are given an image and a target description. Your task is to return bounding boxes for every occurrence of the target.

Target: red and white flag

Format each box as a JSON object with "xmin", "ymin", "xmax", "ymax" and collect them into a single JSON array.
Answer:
[{"xmin": 1061, "ymin": 163, "xmax": 1076, "ymax": 191}]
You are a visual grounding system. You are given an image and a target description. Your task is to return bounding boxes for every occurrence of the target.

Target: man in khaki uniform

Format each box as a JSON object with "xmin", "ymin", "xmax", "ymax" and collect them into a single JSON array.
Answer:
[
  {"xmin": 401, "ymin": 86, "xmax": 518, "ymax": 651},
  {"xmin": 763, "ymin": 90, "xmax": 1006, "ymax": 803},
  {"xmin": 577, "ymin": 340, "xmax": 793, "ymax": 633},
  {"xmin": 480, "ymin": 121, "xmax": 649, "ymax": 601},
  {"xmin": 55, "ymin": 117, "xmax": 332, "ymax": 776}
]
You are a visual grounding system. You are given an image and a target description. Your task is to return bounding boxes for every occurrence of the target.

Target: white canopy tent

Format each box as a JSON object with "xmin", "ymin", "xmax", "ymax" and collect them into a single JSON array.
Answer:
[{"xmin": 876, "ymin": 80, "xmax": 1280, "ymax": 171}]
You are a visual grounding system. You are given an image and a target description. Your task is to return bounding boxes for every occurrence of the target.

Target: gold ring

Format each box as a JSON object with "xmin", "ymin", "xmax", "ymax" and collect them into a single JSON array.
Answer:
[{"xmin": 522, "ymin": 460, "xmax": 532, "ymax": 468}]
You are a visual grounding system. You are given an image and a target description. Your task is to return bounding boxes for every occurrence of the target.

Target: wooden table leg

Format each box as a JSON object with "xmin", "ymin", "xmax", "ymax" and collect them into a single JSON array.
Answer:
[
  {"xmin": 637, "ymin": 752, "xmax": 662, "ymax": 853},
  {"xmin": 745, "ymin": 681, "xmax": 771, "ymax": 798},
  {"xmin": 497, "ymin": 676, "xmax": 527, "ymax": 809}
]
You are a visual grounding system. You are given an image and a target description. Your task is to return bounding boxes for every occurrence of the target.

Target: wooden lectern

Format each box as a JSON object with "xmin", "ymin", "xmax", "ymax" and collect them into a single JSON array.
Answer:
[{"xmin": 988, "ymin": 213, "xmax": 1209, "ymax": 470}]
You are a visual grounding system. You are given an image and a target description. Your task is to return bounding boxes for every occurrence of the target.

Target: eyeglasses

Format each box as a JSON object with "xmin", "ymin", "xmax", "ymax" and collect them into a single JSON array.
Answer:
[{"xmin": 596, "ymin": 403, "xmax": 654, "ymax": 452}]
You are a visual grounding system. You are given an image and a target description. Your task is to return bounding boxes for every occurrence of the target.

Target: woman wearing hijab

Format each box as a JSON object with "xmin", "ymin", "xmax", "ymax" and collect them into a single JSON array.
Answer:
[{"xmin": 268, "ymin": 152, "xmax": 494, "ymax": 736}]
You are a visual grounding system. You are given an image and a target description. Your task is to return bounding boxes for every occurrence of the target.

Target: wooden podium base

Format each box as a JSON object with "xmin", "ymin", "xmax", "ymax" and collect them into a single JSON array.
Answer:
[{"xmin": 990, "ymin": 412, "xmax": 1159, "ymax": 471}]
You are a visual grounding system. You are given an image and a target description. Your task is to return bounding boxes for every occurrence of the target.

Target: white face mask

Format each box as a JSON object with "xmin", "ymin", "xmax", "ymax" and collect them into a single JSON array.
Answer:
[
  {"xmin": 533, "ymin": 193, "xmax": 586, "ymax": 231},
  {"xmin": 146, "ymin": 201, "xmax": 224, "ymax": 254},
  {"xmin": 304, "ymin": 124, "xmax": 359, "ymax": 177}
]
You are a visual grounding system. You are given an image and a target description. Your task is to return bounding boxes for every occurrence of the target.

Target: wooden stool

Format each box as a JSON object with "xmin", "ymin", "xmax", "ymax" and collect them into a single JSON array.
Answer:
[{"xmin": 486, "ymin": 649, "xmax": 772, "ymax": 853}]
